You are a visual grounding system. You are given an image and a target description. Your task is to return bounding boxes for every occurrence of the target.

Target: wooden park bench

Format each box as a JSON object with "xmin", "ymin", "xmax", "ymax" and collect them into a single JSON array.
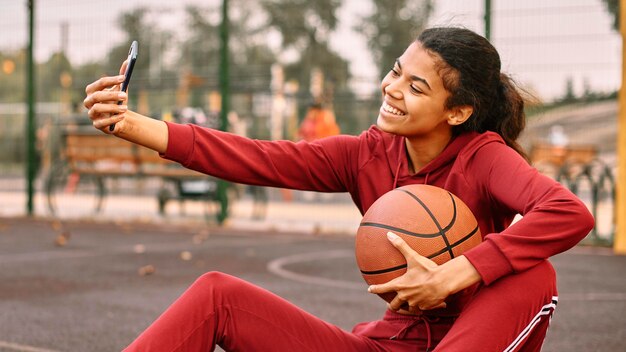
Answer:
[
  {"xmin": 530, "ymin": 142, "xmax": 597, "ymax": 168},
  {"xmin": 45, "ymin": 127, "xmax": 225, "ymax": 220},
  {"xmin": 530, "ymin": 142, "xmax": 615, "ymax": 245}
]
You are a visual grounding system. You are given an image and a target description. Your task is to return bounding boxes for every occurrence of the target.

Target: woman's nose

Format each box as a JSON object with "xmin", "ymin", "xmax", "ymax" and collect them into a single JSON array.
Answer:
[{"xmin": 384, "ymin": 80, "xmax": 403, "ymax": 99}]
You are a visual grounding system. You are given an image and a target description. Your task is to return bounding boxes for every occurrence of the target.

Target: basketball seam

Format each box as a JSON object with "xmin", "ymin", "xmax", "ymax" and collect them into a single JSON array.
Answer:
[
  {"xmin": 358, "ymin": 225, "xmax": 479, "ymax": 275},
  {"xmin": 358, "ymin": 222, "xmax": 445, "ymax": 238},
  {"xmin": 360, "ymin": 263, "xmax": 408, "ymax": 275},
  {"xmin": 424, "ymin": 225, "xmax": 479, "ymax": 260},
  {"xmin": 396, "ymin": 189, "xmax": 456, "ymax": 259}
]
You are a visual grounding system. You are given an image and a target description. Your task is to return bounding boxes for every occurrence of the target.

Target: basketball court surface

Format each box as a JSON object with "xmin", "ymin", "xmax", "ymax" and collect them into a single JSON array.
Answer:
[{"xmin": 0, "ymin": 217, "xmax": 624, "ymax": 351}]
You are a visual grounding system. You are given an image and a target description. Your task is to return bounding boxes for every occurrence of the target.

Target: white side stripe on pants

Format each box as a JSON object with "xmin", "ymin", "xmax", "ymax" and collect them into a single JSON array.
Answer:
[{"xmin": 503, "ymin": 296, "xmax": 559, "ymax": 352}]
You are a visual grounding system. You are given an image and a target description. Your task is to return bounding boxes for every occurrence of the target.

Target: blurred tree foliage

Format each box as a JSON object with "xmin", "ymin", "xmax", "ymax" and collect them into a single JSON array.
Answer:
[
  {"xmin": 601, "ymin": 0, "xmax": 619, "ymax": 31},
  {"xmin": 37, "ymin": 52, "xmax": 71, "ymax": 102},
  {"xmin": 0, "ymin": 51, "xmax": 26, "ymax": 102},
  {"xmin": 4, "ymin": 0, "xmax": 430, "ymax": 135},
  {"xmin": 181, "ymin": 2, "xmax": 277, "ymax": 99},
  {"xmin": 260, "ymin": 0, "xmax": 351, "ymax": 103},
  {"xmin": 355, "ymin": 0, "xmax": 432, "ymax": 80},
  {"xmin": 104, "ymin": 8, "xmax": 174, "ymax": 91}
]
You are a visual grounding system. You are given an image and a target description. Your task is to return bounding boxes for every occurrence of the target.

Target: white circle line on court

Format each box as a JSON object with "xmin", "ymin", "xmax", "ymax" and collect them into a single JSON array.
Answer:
[
  {"xmin": 0, "ymin": 341, "xmax": 61, "ymax": 352},
  {"xmin": 267, "ymin": 251, "xmax": 626, "ymax": 302},
  {"xmin": 267, "ymin": 249, "xmax": 366, "ymax": 291}
]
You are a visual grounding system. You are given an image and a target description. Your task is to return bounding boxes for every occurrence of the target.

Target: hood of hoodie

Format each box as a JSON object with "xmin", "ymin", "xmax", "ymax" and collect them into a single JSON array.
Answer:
[{"xmin": 389, "ymin": 130, "xmax": 507, "ymax": 189}]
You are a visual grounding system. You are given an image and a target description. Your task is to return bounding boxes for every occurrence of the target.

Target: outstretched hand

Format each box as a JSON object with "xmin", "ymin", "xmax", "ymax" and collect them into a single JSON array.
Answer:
[
  {"xmin": 83, "ymin": 60, "xmax": 129, "ymax": 134},
  {"xmin": 367, "ymin": 232, "xmax": 451, "ymax": 314}
]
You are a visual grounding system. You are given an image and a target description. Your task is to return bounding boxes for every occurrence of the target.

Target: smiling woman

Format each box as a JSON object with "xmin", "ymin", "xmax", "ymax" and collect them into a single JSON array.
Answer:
[{"xmin": 83, "ymin": 26, "xmax": 594, "ymax": 352}]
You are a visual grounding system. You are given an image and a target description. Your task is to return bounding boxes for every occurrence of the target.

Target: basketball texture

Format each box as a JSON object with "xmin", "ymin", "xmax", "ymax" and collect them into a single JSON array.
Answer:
[{"xmin": 355, "ymin": 184, "xmax": 482, "ymax": 303}]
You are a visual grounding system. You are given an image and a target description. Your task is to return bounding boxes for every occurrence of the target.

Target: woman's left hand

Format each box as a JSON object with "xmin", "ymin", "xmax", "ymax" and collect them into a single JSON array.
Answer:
[{"xmin": 367, "ymin": 232, "xmax": 451, "ymax": 314}]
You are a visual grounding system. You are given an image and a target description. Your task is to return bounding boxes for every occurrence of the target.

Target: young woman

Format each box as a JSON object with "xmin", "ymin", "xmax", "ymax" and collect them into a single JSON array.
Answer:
[{"xmin": 84, "ymin": 27, "xmax": 594, "ymax": 352}]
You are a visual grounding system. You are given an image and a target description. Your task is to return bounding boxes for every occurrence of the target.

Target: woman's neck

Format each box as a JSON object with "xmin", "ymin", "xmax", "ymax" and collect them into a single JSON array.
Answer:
[{"xmin": 404, "ymin": 131, "xmax": 453, "ymax": 174}]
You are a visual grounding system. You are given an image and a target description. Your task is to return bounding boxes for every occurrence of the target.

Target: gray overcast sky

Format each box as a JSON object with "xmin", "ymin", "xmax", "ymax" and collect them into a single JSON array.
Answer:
[{"xmin": 0, "ymin": 0, "xmax": 621, "ymax": 101}]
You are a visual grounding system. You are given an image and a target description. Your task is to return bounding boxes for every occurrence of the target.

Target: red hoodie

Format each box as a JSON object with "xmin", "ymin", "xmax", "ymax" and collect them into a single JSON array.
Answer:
[{"xmin": 163, "ymin": 123, "xmax": 594, "ymax": 285}]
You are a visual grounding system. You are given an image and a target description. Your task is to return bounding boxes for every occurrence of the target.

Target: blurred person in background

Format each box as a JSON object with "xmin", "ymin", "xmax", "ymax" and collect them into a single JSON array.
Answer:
[{"xmin": 84, "ymin": 27, "xmax": 593, "ymax": 352}]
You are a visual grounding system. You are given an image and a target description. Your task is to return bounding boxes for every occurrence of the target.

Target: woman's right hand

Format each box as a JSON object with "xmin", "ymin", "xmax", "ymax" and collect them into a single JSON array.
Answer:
[{"xmin": 83, "ymin": 62, "xmax": 129, "ymax": 134}]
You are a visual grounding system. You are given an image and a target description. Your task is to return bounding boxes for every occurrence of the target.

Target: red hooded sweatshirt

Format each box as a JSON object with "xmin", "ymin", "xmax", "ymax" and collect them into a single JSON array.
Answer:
[{"xmin": 163, "ymin": 123, "xmax": 594, "ymax": 285}]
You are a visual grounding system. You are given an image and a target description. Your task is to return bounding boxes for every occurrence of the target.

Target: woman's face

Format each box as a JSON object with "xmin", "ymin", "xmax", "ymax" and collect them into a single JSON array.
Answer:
[{"xmin": 377, "ymin": 42, "xmax": 455, "ymax": 139}]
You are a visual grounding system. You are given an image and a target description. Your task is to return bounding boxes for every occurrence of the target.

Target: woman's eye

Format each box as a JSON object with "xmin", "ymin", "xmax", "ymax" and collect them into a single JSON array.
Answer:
[
  {"xmin": 410, "ymin": 85, "xmax": 423, "ymax": 94},
  {"xmin": 391, "ymin": 68, "xmax": 400, "ymax": 76}
]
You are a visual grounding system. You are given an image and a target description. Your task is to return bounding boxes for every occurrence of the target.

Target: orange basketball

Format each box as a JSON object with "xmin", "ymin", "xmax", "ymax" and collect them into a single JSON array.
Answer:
[{"xmin": 355, "ymin": 184, "xmax": 482, "ymax": 304}]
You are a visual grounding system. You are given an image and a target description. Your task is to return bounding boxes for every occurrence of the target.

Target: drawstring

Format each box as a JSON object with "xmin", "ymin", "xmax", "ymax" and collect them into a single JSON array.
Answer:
[
  {"xmin": 393, "ymin": 159, "xmax": 401, "ymax": 189},
  {"xmin": 390, "ymin": 315, "xmax": 438, "ymax": 352}
]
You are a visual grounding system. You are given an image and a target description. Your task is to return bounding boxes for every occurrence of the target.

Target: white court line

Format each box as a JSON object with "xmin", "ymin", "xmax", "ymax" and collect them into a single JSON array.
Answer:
[
  {"xmin": 267, "ymin": 249, "xmax": 366, "ymax": 290},
  {"xmin": 0, "ymin": 341, "xmax": 61, "ymax": 352},
  {"xmin": 266, "ymin": 251, "xmax": 626, "ymax": 301}
]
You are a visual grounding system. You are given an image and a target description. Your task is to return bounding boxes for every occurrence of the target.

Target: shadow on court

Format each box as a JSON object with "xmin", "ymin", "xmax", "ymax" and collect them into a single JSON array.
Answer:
[{"xmin": 0, "ymin": 217, "xmax": 624, "ymax": 352}]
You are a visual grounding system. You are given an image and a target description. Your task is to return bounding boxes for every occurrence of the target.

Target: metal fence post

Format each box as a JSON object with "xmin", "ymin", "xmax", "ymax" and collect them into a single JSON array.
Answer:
[
  {"xmin": 217, "ymin": 0, "xmax": 230, "ymax": 224},
  {"xmin": 25, "ymin": 0, "xmax": 37, "ymax": 216}
]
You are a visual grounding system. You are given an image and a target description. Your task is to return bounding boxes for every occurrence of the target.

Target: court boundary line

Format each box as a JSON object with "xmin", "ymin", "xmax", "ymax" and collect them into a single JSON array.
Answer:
[
  {"xmin": 267, "ymin": 249, "xmax": 365, "ymax": 290},
  {"xmin": 0, "ymin": 341, "xmax": 61, "ymax": 352}
]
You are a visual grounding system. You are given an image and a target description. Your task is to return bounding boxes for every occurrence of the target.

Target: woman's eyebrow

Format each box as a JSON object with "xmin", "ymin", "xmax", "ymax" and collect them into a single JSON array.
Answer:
[{"xmin": 395, "ymin": 58, "xmax": 431, "ymax": 91}]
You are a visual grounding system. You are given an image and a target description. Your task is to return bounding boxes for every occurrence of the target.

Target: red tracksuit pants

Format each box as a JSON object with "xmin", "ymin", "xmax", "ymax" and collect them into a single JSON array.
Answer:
[{"xmin": 124, "ymin": 260, "xmax": 557, "ymax": 352}]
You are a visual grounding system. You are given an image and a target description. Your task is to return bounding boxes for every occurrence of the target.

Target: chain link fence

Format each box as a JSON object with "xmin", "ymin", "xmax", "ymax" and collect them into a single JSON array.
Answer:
[{"xmin": 0, "ymin": 0, "xmax": 620, "ymax": 242}]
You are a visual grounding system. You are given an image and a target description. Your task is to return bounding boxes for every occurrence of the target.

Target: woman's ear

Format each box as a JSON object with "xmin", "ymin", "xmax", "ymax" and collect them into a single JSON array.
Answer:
[{"xmin": 447, "ymin": 105, "xmax": 473, "ymax": 126}]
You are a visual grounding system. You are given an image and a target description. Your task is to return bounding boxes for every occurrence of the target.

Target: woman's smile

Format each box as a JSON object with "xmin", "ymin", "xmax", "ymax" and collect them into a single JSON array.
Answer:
[{"xmin": 380, "ymin": 101, "xmax": 407, "ymax": 117}]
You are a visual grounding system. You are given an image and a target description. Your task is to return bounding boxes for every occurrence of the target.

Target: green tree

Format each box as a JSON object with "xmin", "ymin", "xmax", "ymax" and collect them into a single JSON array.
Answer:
[
  {"xmin": 180, "ymin": 2, "xmax": 278, "ymax": 107},
  {"xmin": 37, "ymin": 51, "xmax": 72, "ymax": 102},
  {"xmin": 72, "ymin": 61, "xmax": 107, "ymax": 107},
  {"xmin": 179, "ymin": 5, "xmax": 222, "ymax": 107},
  {"xmin": 355, "ymin": 0, "xmax": 432, "ymax": 80},
  {"xmin": 229, "ymin": 2, "xmax": 278, "ymax": 92},
  {"xmin": 601, "ymin": 0, "xmax": 619, "ymax": 31},
  {"xmin": 260, "ymin": 0, "xmax": 351, "ymax": 102},
  {"xmin": 0, "ymin": 50, "xmax": 26, "ymax": 103},
  {"xmin": 105, "ymin": 8, "xmax": 173, "ymax": 91}
]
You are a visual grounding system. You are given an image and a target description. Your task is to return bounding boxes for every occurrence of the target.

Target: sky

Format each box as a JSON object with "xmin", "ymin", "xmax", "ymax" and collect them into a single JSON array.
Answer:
[{"xmin": 0, "ymin": 0, "xmax": 621, "ymax": 102}]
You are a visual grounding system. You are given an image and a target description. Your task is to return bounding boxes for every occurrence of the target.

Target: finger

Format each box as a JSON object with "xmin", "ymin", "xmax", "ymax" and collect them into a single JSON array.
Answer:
[
  {"xmin": 387, "ymin": 232, "xmax": 439, "ymax": 269},
  {"xmin": 119, "ymin": 60, "xmax": 128, "ymax": 75},
  {"xmin": 408, "ymin": 305, "xmax": 423, "ymax": 315},
  {"xmin": 92, "ymin": 113, "xmax": 125, "ymax": 131},
  {"xmin": 368, "ymin": 277, "xmax": 400, "ymax": 294},
  {"xmin": 387, "ymin": 294, "xmax": 405, "ymax": 312},
  {"xmin": 386, "ymin": 232, "xmax": 417, "ymax": 258},
  {"xmin": 88, "ymin": 103, "xmax": 128, "ymax": 121},
  {"xmin": 84, "ymin": 91, "xmax": 127, "ymax": 109},
  {"xmin": 85, "ymin": 75, "xmax": 125, "ymax": 95},
  {"xmin": 411, "ymin": 253, "xmax": 439, "ymax": 269}
]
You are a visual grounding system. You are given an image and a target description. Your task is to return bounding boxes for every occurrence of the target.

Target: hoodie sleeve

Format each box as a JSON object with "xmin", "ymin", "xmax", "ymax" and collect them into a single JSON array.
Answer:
[
  {"xmin": 462, "ymin": 142, "xmax": 595, "ymax": 285},
  {"xmin": 161, "ymin": 122, "xmax": 360, "ymax": 192}
]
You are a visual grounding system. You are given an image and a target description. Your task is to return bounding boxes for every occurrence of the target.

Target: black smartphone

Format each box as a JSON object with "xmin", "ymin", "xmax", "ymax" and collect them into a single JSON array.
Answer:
[{"xmin": 110, "ymin": 40, "xmax": 138, "ymax": 131}]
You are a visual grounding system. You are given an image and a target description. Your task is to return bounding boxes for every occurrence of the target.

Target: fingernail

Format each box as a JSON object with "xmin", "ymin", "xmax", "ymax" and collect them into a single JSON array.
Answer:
[
  {"xmin": 119, "ymin": 105, "xmax": 128, "ymax": 111},
  {"xmin": 367, "ymin": 286, "xmax": 373, "ymax": 292},
  {"xmin": 118, "ymin": 93, "xmax": 127, "ymax": 99},
  {"xmin": 118, "ymin": 75, "xmax": 125, "ymax": 81},
  {"xmin": 387, "ymin": 232, "xmax": 399, "ymax": 241}
]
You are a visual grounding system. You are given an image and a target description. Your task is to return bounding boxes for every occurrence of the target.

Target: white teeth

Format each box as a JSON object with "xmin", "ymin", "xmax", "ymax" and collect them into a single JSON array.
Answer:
[{"xmin": 382, "ymin": 102, "xmax": 405, "ymax": 116}]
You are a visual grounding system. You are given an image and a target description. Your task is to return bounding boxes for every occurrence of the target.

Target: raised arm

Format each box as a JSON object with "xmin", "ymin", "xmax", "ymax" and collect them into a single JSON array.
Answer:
[{"xmin": 84, "ymin": 70, "xmax": 361, "ymax": 193}]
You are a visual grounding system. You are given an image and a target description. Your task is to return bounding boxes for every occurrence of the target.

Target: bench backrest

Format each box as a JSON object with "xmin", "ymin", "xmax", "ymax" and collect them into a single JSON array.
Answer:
[
  {"xmin": 530, "ymin": 143, "xmax": 597, "ymax": 167},
  {"xmin": 64, "ymin": 132, "xmax": 205, "ymax": 178}
]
